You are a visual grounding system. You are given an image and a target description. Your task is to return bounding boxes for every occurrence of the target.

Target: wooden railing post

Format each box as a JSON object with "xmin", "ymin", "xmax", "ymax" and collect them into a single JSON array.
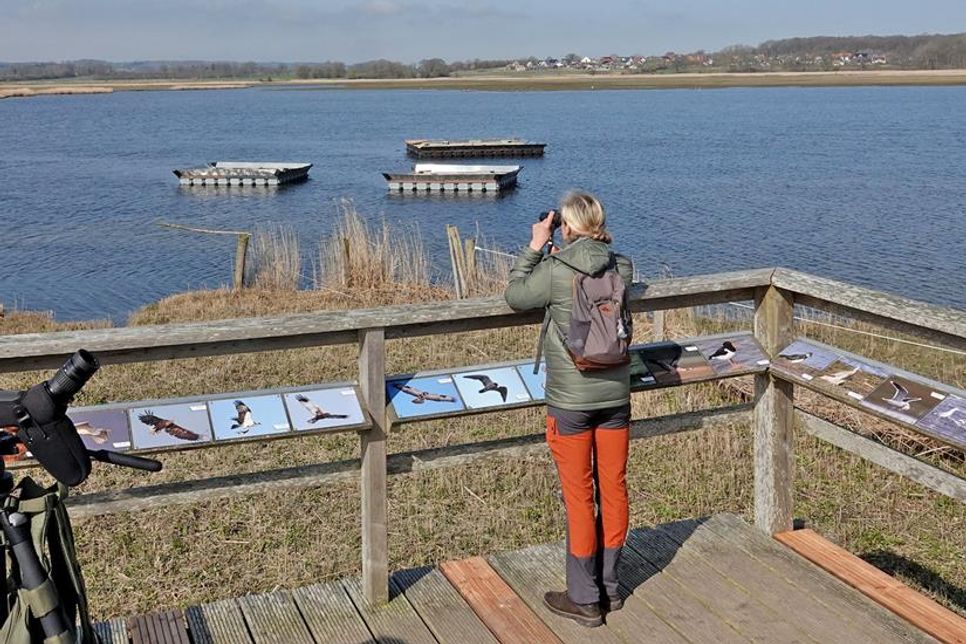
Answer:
[
  {"xmin": 359, "ymin": 328, "xmax": 389, "ymax": 604},
  {"xmin": 753, "ymin": 285, "xmax": 795, "ymax": 534}
]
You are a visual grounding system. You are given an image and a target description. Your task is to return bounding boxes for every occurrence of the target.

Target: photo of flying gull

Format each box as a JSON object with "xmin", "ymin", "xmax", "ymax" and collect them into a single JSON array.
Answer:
[
  {"xmin": 516, "ymin": 362, "xmax": 547, "ymax": 400},
  {"xmin": 386, "ymin": 376, "xmax": 464, "ymax": 419},
  {"xmin": 813, "ymin": 357, "xmax": 888, "ymax": 398},
  {"xmin": 694, "ymin": 336, "xmax": 769, "ymax": 376},
  {"xmin": 861, "ymin": 376, "xmax": 943, "ymax": 425},
  {"xmin": 284, "ymin": 388, "xmax": 365, "ymax": 431},
  {"xmin": 917, "ymin": 395, "xmax": 966, "ymax": 448},
  {"xmin": 68, "ymin": 409, "xmax": 131, "ymax": 451},
  {"xmin": 638, "ymin": 342, "xmax": 714, "ymax": 385},
  {"xmin": 772, "ymin": 340, "xmax": 840, "ymax": 377},
  {"xmin": 129, "ymin": 403, "xmax": 212, "ymax": 449},
  {"xmin": 453, "ymin": 366, "xmax": 531, "ymax": 410},
  {"xmin": 463, "ymin": 374, "xmax": 508, "ymax": 402},
  {"xmin": 210, "ymin": 395, "xmax": 292, "ymax": 440}
]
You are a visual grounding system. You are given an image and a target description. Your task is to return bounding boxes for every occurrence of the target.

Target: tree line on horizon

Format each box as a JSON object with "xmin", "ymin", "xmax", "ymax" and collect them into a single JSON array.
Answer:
[{"xmin": 3, "ymin": 32, "xmax": 966, "ymax": 82}]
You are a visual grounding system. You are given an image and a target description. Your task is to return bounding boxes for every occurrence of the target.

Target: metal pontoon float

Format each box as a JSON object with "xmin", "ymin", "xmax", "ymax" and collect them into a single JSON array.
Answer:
[
  {"xmin": 382, "ymin": 163, "xmax": 522, "ymax": 193},
  {"xmin": 173, "ymin": 162, "xmax": 312, "ymax": 186},
  {"xmin": 405, "ymin": 139, "xmax": 545, "ymax": 158}
]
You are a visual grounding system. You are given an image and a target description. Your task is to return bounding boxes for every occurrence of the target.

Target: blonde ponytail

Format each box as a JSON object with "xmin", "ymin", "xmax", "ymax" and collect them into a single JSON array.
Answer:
[{"xmin": 559, "ymin": 191, "xmax": 612, "ymax": 244}]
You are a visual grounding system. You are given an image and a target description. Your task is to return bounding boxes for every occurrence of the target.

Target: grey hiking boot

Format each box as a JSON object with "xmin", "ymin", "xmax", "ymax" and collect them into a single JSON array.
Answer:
[
  {"xmin": 543, "ymin": 591, "xmax": 603, "ymax": 628},
  {"xmin": 601, "ymin": 595, "xmax": 623, "ymax": 612}
]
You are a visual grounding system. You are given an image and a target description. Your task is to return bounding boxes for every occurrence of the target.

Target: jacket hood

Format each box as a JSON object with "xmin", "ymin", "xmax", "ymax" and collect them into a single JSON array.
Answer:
[{"xmin": 555, "ymin": 237, "xmax": 612, "ymax": 275}]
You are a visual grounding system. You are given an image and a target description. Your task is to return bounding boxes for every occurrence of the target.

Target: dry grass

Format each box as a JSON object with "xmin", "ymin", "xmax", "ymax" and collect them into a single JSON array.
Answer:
[
  {"xmin": 0, "ymin": 217, "xmax": 963, "ymax": 620},
  {"xmin": 247, "ymin": 225, "xmax": 302, "ymax": 291}
]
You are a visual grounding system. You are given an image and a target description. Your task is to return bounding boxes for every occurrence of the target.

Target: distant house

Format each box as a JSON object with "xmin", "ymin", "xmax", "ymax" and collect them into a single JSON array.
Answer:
[{"xmin": 580, "ymin": 56, "xmax": 593, "ymax": 64}]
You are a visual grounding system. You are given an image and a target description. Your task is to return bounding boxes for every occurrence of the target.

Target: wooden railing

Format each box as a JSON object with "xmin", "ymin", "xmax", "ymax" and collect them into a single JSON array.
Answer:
[{"xmin": 0, "ymin": 267, "xmax": 962, "ymax": 605}]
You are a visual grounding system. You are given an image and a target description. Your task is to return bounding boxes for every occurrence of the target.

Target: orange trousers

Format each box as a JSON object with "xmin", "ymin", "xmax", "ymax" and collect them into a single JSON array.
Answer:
[{"xmin": 546, "ymin": 416, "xmax": 629, "ymax": 604}]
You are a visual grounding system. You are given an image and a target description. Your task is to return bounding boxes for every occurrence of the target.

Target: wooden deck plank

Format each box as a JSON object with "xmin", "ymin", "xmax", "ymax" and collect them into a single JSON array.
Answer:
[
  {"xmin": 185, "ymin": 598, "xmax": 255, "ymax": 644},
  {"xmin": 392, "ymin": 566, "xmax": 498, "ymax": 643},
  {"xmin": 293, "ymin": 580, "xmax": 374, "ymax": 644},
  {"xmin": 657, "ymin": 517, "xmax": 885, "ymax": 644},
  {"xmin": 127, "ymin": 609, "xmax": 190, "ymax": 644},
  {"xmin": 777, "ymin": 529, "xmax": 966, "ymax": 644},
  {"xmin": 342, "ymin": 576, "xmax": 437, "ymax": 644},
  {"xmin": 236, "ymin": 591, "xmax": 314, "ymax": 644},
  {"xmin": 708, "ymin": 513, "xmax": 936, "ymax": 643},
  {"xmin": 440, "ymin": 556, "xmax": 562, "ymax": 644},
  {"xmin": 626, "ymin": 526, "xmax": 816, "ymax": 643},
  {"xmin": 93, "ymin": 618, "xmax": 129, "ymax": 644},
  {"xmin": 487, "ymin": 545, "xmax": 625, "ymax": 644},
  {"xmin": 614, "ymin": 538, "xmax": 747, "ymax": 643}
]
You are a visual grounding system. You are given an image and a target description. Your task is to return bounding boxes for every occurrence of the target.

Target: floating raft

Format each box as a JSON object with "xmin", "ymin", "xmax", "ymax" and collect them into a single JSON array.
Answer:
[
  {"xmin": 173, "ymin": 162, "xmax": 312, "ymax": 186},
  {"xmin": 405, "ymin": 138, "xmax": 545, "ymax": 158},
  {"xmin": 383, "ymin": 163, "xmax": 522, "ymax": 193}
]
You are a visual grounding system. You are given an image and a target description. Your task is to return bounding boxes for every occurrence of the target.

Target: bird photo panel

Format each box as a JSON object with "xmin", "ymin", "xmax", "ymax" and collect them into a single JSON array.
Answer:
[
  {"xmin": 209, "ymin": 395, "xmax": 292, "ymax": 441},
  {"xmin": 860, "ymin": 376, "xmax": 945, "ymax": 425},
  {"xmin": 773, "ymin": 340, "xmax": 840, "ymax": 378},
  {"xmin": 68, "ymin": 409, "xmax": 132, "ymax": 452},
  {"xmin": 693, "ymin": 336, "xmax": 770, "ymax": 376},
  {"xmin": 637, "ymin": 342, "xmax": 715, "ymax": 386},
  {"xmin": 284, "ymin": 388, "xmax": 366, "ymax": 431},
  {"xmin": 516, "ymin": 362, "xmax": 547, "ymax": 400},
  {"xmin": 386, "ymin": 376, "xmax": 464, "ymax": 419},
  {"xmin": 128, "ymin": 402, "xmax": 213, "ymax": 449},
  {"xmin": 812, "ymin": 357, "xmax": 889, "ymax": 400},
  {"xmin": 916, "ymin": 395, "xmax": 966, "ymax": 449},
  {"xmin": 453, "ymin": 367, "xmax": 531, "ymax": 409},
  {"xmin": 629, "ymin": 349, "xmax": 657, "ymax": 386}
]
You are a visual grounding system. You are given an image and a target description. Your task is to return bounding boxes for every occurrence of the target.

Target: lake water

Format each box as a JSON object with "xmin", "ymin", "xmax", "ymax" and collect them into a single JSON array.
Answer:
[{"xmin": 1, "ymin": 85, "xmax": 965, "ymax": 321}]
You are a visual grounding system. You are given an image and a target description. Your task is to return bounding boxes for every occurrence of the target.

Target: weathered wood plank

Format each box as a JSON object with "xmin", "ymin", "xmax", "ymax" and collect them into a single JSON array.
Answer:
[
  {"xmin": 440, "ymin": 556, "xmax": 562, "ymax": 644},
  {"xmin": 0, "ymin": 269, "xmax": 773, "ymax": 373},
  {"xmin": 612, "ymin": 538, "xmax": 743, "ymax": 643},
  {"xmin": 184, "ymin": 599, "xmax": 254, "ymax": 644},
  {"xmin": 657, "ymin": 517, "xmax": 884, "ymax": 644},
  {"xmin": 626, "ymin": 525, "xmax": 815, "ymax": 642},
  {"xmin": 392, "ymin": 566, "xmax": 498, "ymax": 643},
  {"xmin": 487, "ymin": 545, "xmax": 624, "ymax": 644},
  {"xmin": 66, "ymin": 405, "xmax": 751, "ymax": 518},
  {"xmin": 771, "ymin": 268, "xmax": 966, "ymax": 351},
  {"xmin": 359, "ymin": 328, "xmax": 389, "ymax": 605},
  {"xmin": 707, "ymin": 513, "xmax": 936, "ymax": 644},
  {"xmin": 236, "ymin": 591, "xmax": 314, "ymax": 644},
  {"xmin": 93, "ymin": 618, "xmax": 129, "ymax": 644},
  {"xmin": 754, "ymin": 285, "xmax": 796, "ymax": 534},
  {"xmin": 797, "ymin": 411, "xmax": 966, "ymax": 502},
  {"xmin": 126, "ymin": 609, "xmax": 191, "ymax": 644},
  {"xmin": 292, "ymin": 580, "xmax": 374, "ymax": 643},
  {"xmin": 342, "ymin": 576, "xmax": 437, "ymax": 644},
  {"xmin": 776, "ymin": 529, "xmax": 966, "ymax": 644}
]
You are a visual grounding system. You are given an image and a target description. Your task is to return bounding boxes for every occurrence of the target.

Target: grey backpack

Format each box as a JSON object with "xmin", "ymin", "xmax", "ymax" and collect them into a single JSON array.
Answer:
[{"xmin": 535, "ymin": 254, "xmax": 632, "ymax": 373}]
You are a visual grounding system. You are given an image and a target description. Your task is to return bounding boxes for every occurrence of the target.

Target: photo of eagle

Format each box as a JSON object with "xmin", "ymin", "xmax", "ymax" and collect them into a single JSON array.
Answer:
[
  {"xmin": 137, "ymin": 411, "xmax": 201, "ymax": 441},
  {"xmin": 393, "ymin": 383, "xmax": 457, "ymax": 404},
  {"xmin": 230, "ymin": 400, "xmax": 259, "ymax": 433}
]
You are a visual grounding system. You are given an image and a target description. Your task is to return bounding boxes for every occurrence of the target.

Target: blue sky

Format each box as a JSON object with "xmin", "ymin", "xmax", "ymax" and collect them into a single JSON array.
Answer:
[{"xmin": 2, "ymin": 0, "xmax": 963, "ymax": 62}]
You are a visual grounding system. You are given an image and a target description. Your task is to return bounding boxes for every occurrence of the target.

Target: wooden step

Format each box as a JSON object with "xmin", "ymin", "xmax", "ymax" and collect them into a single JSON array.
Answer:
[
  {"xmin": 776, "ymin": 529, "xmax": 966, "ymax": 644},
  {"xmin": 440, "ymin": 556, "xmax": 562, "ymax": 643}
]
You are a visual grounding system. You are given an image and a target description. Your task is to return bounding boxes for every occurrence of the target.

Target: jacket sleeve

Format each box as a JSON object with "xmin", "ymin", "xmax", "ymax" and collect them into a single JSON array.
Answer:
[
  {"xmin": 504, "ymin": 247, "xmax": 553, "ymax": 311},
  {"xmin": 616, "ymin": 254, "xmax": 634, "ymax": 288}
]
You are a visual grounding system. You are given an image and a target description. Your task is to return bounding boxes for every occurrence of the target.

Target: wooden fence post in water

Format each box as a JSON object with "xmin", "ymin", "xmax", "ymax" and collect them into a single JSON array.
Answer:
[
  {"xmin": 359, "ymin": 328, "xmax": 389, "ymax": 604},
  {"xmin": 753, "ymin": 285, "xmax": 795, "ymax": 534},
  {"xmin": 158, "ymin": 222, "xmax": 251, "ymax": 290}
]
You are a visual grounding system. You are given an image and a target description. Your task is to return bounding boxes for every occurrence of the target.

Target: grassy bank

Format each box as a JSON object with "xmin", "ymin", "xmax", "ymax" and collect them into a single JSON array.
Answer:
[
  {"xmin": 0, "ymin": 210, "xmax": 962, "ymax": 620},
  {"xmin": 4, "ymin": 69, "xmax": 966, "ymax": 100}
]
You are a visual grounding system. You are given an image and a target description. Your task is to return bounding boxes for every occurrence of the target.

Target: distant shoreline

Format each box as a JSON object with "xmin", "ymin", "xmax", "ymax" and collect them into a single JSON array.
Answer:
[{"xmin": 4, "ymin": 69, "xmax": 966, "ymax": 99}]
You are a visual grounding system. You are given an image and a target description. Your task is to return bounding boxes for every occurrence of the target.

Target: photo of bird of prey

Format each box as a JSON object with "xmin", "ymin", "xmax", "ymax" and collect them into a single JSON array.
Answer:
[
  {"xmin": 463, "ymin": 374, "xmax": 508, "ymax": 402},
  {"xmin": 820, "ymin": 366, "xmax": 860, "ymax": 386},
  {"xmin": 137, "ymin": 411, "xmax": 201, "ymax": 441},
  {"xmin": 393, "ymin": 384, "xmax": 457, "ymax": 405},
  {"xmin": 295, "ymin": 394, "xmax": 349, "ymax": 423},
  {"xmin": 74, "ymin": 421, "xmax": 110, "ymax": 444},
  {"xmin": 881, "ymin": 381, "xmax": 922, "ymax": 411},
  {"xmin": 230, "ymin": 400, "xmax": 259, "ymax": 433}
]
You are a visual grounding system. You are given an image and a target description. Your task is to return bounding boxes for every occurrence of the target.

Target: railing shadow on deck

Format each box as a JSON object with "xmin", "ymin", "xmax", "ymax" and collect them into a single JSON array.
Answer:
[{"xmin": 861, "ymin": 550, "xmax": 966, "ymax": 614}]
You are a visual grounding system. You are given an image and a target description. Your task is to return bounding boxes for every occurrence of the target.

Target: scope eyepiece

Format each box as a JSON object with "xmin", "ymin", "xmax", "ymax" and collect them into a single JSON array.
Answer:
[{"xmin": 45, "ymin": 349, "xmax": 99, "ymax": 406}]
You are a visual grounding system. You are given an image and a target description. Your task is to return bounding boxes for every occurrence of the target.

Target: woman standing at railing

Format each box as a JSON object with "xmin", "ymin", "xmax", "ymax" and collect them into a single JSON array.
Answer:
[{"xmin": 505, "ymin": 191, "xmax": 634, "ymax": 628}]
